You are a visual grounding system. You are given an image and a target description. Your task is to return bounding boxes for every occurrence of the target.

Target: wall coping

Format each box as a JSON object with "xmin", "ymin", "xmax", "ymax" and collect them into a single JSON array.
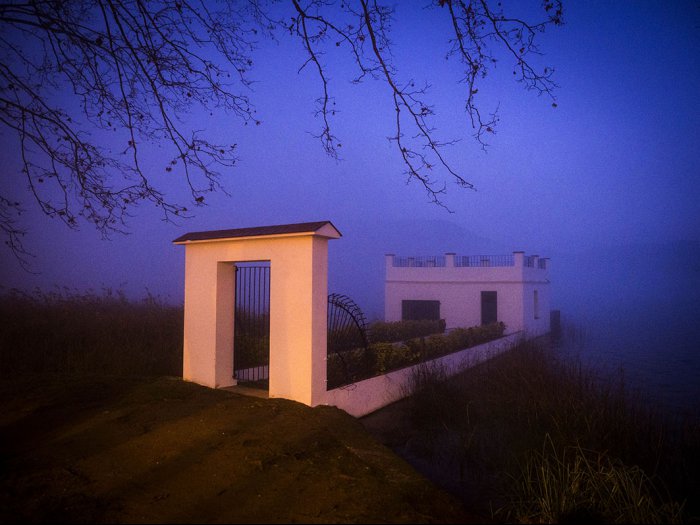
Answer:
[{"xmin": 173, "ymin": 221, "xmax": 341, "ymax": 245}]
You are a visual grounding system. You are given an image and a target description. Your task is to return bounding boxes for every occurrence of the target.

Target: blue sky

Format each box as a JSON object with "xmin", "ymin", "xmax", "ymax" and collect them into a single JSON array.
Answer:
[{"xmin": 1, "ymin": 1, "xmax": 699, "ymax": 319}]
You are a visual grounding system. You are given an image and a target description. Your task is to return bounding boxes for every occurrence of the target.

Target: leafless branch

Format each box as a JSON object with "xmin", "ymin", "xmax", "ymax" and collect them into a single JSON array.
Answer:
[
  {"xmin": 442, "ymin": 0, "xmax": 562, "ymax": 148},
  {"xmin": 0, "ymin": 0, "xmax": 262, "ymax": 262},
  {"xmin": 286, "ymin": 0, "xmax": 561, "ymax": 206},
  {"xmin": 0, "ymin": 0, "xmax": 563, "ymax": 265}
]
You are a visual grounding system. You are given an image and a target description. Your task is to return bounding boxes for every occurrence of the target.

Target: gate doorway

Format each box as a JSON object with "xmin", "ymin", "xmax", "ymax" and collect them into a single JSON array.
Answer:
[{"xmin": 234, "ymin": 262, "xmax": 270, "ymax": 388}]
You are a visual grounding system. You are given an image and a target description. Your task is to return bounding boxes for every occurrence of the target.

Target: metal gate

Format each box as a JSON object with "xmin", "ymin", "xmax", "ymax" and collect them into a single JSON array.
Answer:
[
  {"xmin": 327, "ymin": 293, "xmax": 371, "ymax": 389},
  {"xmin": 233, "ymin": 263, "xmax": 270, "ymax": 385}
]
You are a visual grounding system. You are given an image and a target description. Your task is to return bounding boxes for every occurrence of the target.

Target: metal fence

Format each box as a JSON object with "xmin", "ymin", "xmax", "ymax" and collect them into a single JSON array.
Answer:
[
  {"xmin": 392, "ymin": 255, "xmax": 446, "ymax": 267},
  {"xmin": 392, "ymin": 254, "xmax": 547, "ymax": 268},
  {"xmin": 454, "ymin": 254, "xmax": 514, "ymax": 267}
]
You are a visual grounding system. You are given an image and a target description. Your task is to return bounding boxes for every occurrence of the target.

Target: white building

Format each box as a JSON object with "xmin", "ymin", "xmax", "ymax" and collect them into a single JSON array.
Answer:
[{"xmin": 384, "ymin": 251, "xmax": 551, "ymax": 337}]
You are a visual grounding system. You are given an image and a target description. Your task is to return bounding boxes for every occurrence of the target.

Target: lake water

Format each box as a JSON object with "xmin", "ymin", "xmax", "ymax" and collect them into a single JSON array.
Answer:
[
  {"xmin": 555, "ymin": 296, "xmax": 700, "ymax": 416},
  {"xmin": 549, "ymin": 242, "xmax": 700, "ymax": 416}
]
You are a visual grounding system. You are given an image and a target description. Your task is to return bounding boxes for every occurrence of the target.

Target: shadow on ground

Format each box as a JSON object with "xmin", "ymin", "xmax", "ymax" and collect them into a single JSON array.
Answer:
[{"xmin": 0, "ymin": 376, "xmax": 485, "ymax": 524}]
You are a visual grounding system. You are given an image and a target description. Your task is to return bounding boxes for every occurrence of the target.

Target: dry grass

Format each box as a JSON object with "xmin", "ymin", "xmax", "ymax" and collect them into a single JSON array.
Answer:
[
  {"xmin": 512, "ymin": 436, "xmax": 684, "ymax": 523},
  {"xmin": 4, "ymin": 289, "xmax": 698, "ymax": 522},
  {"xmin": 0, "ymin": 376, "xmax": 476, "ymax": 524},
  {"xmin": 0, "ymin": 288, "xmax": 478, "ymax": 523},
  {"xmin": 396, "ymin": 336, "xmax": 700, "ymax": 523},
  {"xmin": 0, "ymin": 287, "xmax": 182, "ymax": 378}
]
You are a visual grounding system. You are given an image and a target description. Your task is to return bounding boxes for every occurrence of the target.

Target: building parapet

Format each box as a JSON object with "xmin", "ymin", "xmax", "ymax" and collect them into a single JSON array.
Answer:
[{"xmin": 387, "ymin": 251, "xmax": 548, "ymax": 270}]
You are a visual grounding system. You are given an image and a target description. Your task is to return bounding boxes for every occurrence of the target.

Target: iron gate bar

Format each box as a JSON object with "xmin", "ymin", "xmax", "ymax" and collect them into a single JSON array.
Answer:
[
  {"xmin": 234, "ymin": 264, "xmax": 270, "ymax": 385},
  {"xmin": 327, "ymin": 293, "xmax": 369, "ymax": 353},
  {"xmin": 327, "ymin": 293, "xmax": 370, "ymax": 389}
]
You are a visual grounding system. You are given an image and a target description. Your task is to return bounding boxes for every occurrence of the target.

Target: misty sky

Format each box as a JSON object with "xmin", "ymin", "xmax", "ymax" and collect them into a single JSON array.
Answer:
[{"xmin": 1, "ymin": 1, "xmax": 699, "ymax": 320}]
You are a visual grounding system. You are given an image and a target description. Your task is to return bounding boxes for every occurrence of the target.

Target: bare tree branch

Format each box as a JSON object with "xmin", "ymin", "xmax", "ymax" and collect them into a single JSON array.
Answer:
[
  {"xmin": 0, "ymin": 0, "xmax": 261, "ymax": 261},
  {"xmin": 442, "ymin": 0, "xmax": 562, "ymax": 148},
  {"xmin": 0, "ymin": 0, "xmax": 563, "ymax": 265},
  {"xmin": 291, "ymin": 0, "xmax": 339, "ymax": 157},
  {"xmin": 285, "ymin": 0, "xmax": 561, "ymax": 207}
]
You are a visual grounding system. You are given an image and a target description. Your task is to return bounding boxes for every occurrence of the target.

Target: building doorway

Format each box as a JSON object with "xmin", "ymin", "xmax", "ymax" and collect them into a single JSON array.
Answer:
[{"xmin": 481, "ymin": 291, "xmax": 497, "ymax": 325}]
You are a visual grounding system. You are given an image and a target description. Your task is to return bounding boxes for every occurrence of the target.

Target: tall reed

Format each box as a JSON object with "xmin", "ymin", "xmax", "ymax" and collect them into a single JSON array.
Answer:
[
  {"xmin": 401, "ymin": 337, "xmax": 699, "ymax": 523},
  {"xmin": 512, "ymin": 435, "xmax": 684, "ymax": 523},
  {"xmin": 0, "ymin": 287, "xmax": 183, "ymax": 377}
]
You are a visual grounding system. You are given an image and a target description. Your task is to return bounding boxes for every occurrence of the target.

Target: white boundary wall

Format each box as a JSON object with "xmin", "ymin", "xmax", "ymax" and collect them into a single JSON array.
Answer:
[{"xmin": 324, "ymin": 332, "xmax": 524, "ymax": 417}]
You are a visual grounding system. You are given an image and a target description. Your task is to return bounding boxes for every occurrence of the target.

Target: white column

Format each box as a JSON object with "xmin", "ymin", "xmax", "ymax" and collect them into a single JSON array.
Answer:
[
  {"xmin": 214, "ymin": 262, "xmax": 236, "ymax": 387},
  {"xmin": 513, "ymin": 251, "xmax": 525, "ymax": 268}
]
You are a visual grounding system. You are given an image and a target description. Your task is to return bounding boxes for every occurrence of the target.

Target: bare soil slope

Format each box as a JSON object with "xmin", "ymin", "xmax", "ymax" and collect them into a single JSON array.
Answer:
[{"xmin": 0, "ymin": 376, "xmax": 481, "ymax": 524}]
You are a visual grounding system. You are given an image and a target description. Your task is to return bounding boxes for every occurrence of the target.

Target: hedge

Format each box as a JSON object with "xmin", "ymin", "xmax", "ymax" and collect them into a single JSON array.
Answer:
[
  {"xmin": 328, "ymin": 321, "xmax": 506, "ymax": 388},
  {"xmin": 367, "ymin": 319, "xmax": 446, "ymax": 344}
]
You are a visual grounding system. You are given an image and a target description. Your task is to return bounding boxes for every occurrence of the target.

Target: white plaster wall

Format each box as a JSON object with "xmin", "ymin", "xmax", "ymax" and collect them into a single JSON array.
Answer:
[
  {"xmin": 387, "ymin": 264, "xmax": 522, "ymax": 284},
  {"xmin": 179, "ymin": 233, "xmax": 334, "ymax": 406},
  {"xmin": 385, "ymin": 281, "xmax": 525, "ymax": 333},
  {"xmin": 522, "ymin": 281, "xmax": 551, "ymax": 336},
  {"xmin": 384, "ymin": 253, "xmax": 550, "ymax": 335},
  {"xmin": 521, "ymin": 262, "xmax": 551, "ymax": 336},
  {"xmin": 325, "ymin": 332, "xmax": 524, "ymax": 417},
  {"xmin": 182, "ymin": 246, "xmax": 221, "ymax": 387},
  {"xmin": 270, "ymin": 235, "xmax": 329, "ymax": 406}
]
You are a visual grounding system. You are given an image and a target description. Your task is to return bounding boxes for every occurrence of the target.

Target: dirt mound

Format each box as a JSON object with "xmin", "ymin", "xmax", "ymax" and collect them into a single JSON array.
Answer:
[{"xmin": 0, "ymin": 376, "xmax": 483, "ymax": 523}]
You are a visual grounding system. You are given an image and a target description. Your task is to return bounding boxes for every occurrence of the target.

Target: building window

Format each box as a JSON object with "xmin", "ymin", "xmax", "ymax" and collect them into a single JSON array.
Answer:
[
  {"xmin": 402, "ymin": 300, "xmax": 440, "ymax": 321},
  {"xmin": 534, "ymin": 290, "xmax": 540, "ymax": 319}
]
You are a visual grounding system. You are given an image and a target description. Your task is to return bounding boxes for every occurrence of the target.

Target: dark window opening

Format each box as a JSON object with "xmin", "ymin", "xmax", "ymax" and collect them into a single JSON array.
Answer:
[{"xmin": 402, "ymin": 300, "xmax": 440, "ymax": 321}]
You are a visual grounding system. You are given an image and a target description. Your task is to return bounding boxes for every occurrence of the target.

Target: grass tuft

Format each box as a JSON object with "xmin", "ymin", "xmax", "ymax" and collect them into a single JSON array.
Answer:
[{"xmin": 506, "ymin": 435, "xmax": 684, "ymax": 524}]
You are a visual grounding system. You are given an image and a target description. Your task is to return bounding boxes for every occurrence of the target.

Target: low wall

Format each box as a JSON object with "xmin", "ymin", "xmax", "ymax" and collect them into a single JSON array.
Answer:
[{"xmin": 324, "ymin": 331, "xmax": 525, "ymax": 417}]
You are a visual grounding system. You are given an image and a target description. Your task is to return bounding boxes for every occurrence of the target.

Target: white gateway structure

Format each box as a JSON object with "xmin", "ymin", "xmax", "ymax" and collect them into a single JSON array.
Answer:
[{"xmin": 384, "ymin": 251, "xmax": 551, "ymax": 337}]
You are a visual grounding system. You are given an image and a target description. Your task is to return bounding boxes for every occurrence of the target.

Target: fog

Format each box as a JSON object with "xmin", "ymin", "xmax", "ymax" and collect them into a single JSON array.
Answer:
[
  {"xmin": 1, "ymin": 2, "xmax": 699, "ymax": 409},
  {"xmin": 326, "ymin": 221, "xmax": 700, "ymax": 412}
]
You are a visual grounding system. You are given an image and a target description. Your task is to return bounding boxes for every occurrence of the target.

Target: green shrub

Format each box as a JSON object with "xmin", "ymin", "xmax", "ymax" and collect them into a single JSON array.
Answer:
[
  {"xmin": 447, "ymin": 321, "xmax": 505, "ymax": 350},
  {"xmin": 368, "ymin": 319, "xmax": 446, "ymax": 344},
  {"xmin": 424, "ymin": 333, "xmax": 452, "ymax": 358},
  {"xmin": 373, "ymin": 342, "xmax": 419, "ymax": 374},
  {"xmin": 327, "ymin": 346, "xmax": 377, "ymax": 389},
  {"xmin": 332, "ymin": 319, "xmax": 507, "ymax": 387},
  {"xmin": 328, "ymin": 321, "xmax": 507, "ymax": 388}
]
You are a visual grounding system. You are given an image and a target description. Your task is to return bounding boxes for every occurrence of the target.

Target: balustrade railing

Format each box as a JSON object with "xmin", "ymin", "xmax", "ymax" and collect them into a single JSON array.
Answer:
[
  {"xmin": 392, "ymin": 255, "xmax": 446, "ymax": 267},
  {"xmin": 391, "ymin": 253, "xmax": 546, "ymax": 269},
  {"xmin": 454, "ymin": 254, "xmax": 514, "ymax": 267}
]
